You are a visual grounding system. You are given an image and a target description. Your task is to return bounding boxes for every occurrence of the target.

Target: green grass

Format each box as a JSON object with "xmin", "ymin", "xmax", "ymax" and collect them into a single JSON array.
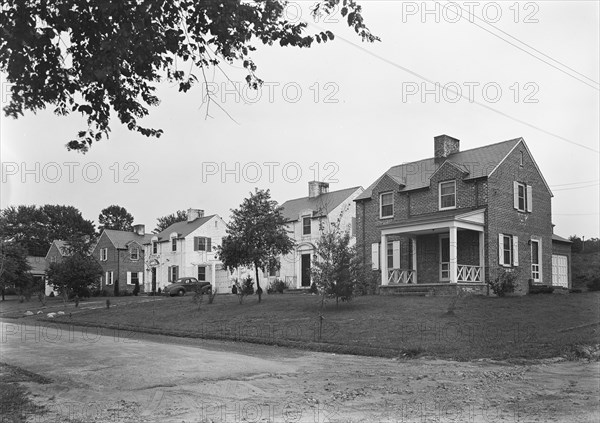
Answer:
[{"xmin": 39, "ymin": 292, "xmax": 600, "ymax": 361}]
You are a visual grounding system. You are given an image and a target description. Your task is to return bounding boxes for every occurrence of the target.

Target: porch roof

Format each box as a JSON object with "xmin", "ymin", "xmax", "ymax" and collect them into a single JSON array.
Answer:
[{"xmin": 380, "ymin": 208, "xmax": 485, "ymax": 235}]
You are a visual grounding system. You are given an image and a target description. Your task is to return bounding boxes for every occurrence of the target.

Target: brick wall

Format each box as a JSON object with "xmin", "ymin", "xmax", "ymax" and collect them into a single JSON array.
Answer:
[
  {"xmin": 93, "ymin": 232, "xmax": 145, "ymax": 294},
  {"xmin": 486, "ymin": 144, "xmax": 553, "ymax": 294}
]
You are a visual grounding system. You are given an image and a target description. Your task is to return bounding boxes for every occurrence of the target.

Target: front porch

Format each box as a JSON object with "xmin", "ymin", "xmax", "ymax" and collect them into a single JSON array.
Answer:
[{"xmin": 378, "ymin": 209, "xmax": 488, "ymax": 295}]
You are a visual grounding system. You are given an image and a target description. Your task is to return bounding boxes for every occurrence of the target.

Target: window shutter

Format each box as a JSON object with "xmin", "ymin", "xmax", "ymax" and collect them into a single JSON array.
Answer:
[
  {"xmin": 392, "ymin": 241, "xmax": 400, "ymax": 269},
  {"xmin": 526, "ymin": 185, "xmax": 533, "ymax": 212},
  {"xmin": 193, "ymin": 237, "xmax": 199, "ymax": 251},
  {"xmin": 371, "ymin": 243, "xmax": 380, "ymax": 270},
  {"xmin": 207, "ymin": 238, "xmax": 212, "ymax": 252},
  {"xmin": 127, "ymin": 272, "xmax": 131, "ymax": 285},
  {"xmin": 498, "ymin": 234, "xmax": 504, "ymax": 265},
  {"xmin": 513, "ymin": 182, "xmax": 519, "ymax": 209},
  {"xmin": 351, "ymin": 217, "xmax": 356, "ymax": 236},
  {"xmin": 138, "ymin": 272, "xmax": 143, "ymax": 284},
  {"xmin": 105, "ymin": 272, "xmax": 108, "ymax": 284},
  {"xmin": 513, "ymin": 236, "xmax": 519, "ymax": 266},
  {"xmin": 168, "ymin": 267, "xmax": 172, "ymax": 282}
]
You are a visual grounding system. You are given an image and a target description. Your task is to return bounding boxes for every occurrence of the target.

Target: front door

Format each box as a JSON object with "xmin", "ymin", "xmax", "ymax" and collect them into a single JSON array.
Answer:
[
  {"xmin": 301, "ymin": 254, "xmax": 311, "ymax": 287},
  {"xmin": 151, "ymin": 268, "xmax": 157, "ymax": 293},
  {"xmin": 440, "ymin": 236, "xmax": 450, "ymax": 281}
]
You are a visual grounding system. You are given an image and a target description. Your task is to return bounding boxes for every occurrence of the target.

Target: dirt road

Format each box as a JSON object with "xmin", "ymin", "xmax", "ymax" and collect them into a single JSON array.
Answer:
[{"xmin": 0, "ymin": 319, "xmax": 597, "ymax": 422}]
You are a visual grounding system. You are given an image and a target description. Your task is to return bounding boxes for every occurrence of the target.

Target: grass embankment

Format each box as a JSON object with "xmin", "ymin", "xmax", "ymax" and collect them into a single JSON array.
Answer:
[{"xmin": 32, "ymin": 292, "xmax": 600, "ymax": 361}]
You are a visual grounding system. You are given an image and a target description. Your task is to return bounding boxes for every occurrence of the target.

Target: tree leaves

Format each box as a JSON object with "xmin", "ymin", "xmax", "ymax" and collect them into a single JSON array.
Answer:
[{"xmin": 0, "ymin": 0, "xmax": 378, "ymax": 152}]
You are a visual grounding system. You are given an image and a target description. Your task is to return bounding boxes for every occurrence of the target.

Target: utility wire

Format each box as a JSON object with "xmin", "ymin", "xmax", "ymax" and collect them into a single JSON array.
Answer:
[
  {"xmin": 551, "ymin": 179, "xmax": 600, "ymax": 187},
  {"xmin": 310, "ymin": 22, "xmax": 600, "ymax": 154},
  {"xmin": 443, "ymin": 1, "xmax": 599, "ymax": 90}
]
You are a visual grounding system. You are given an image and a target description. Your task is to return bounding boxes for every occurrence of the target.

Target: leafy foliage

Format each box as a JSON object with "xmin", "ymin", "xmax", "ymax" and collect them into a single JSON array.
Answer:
[
  {"xmin": 98, "ymin": 205, "xmax": 134, "ymax": 232},
  {"xmin": 46, "ymin": 243, "xmax": 103, "ymax": 298},
  {"xmin": 0, "ymin": 241, "xmax": 32, "ymax": 300},
  {"xmin": 488, "ymin": 268, "xmax": 519, "ymax": 297},
  {"xmin": 154, "ymin": 210, "xmax": 187, "ymax": 233},
  {"xmin": 0, "ymin": 0, "xmax": 378, "ymax": 152},
  {"xmin": 351, "ymin": 253, "xmax": 380, "ymax": 295},
  {"xmin": 311, "ymin": 218, "xmax": 354, "ymax": 307},
  {"xmin": 218, "ymin": 189, "xmax": 294, "ymax": 302},
  {"xmin": 0, "ymin": 205, "xmax": 95, "ymax": 256}
]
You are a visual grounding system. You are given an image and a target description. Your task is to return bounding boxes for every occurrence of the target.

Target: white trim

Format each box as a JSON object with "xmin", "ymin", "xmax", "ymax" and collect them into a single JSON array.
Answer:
[
  {"xmin": 379, "ymin": 191, "xmax": 394, "ymax": 219},
  {"xmin": 381, "ymin": 219, "xmax": 483, "ymax": 236},
  {"xmin": 530, "ymin": 238, "xmax": 541, "ymax": 282},
  {"xmin": 439, "ymin": 180, "xmax": 457, "ymax": 210},
  {"xmin": 371, "ymin": 243, "xmax": 380, "ymax": 270},
  {"xmin": 439, "ymin": 234, "xmax": 450, "ymax": 281}
]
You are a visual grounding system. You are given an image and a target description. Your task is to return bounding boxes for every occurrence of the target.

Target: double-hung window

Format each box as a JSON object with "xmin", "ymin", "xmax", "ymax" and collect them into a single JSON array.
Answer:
[
  {"xmin": 380, "ymin": 192, "xmax": 394, "ymax": 218},
  {"xmin": 439, "ymin": 181, "xmax": 456, "ymax": 210}
]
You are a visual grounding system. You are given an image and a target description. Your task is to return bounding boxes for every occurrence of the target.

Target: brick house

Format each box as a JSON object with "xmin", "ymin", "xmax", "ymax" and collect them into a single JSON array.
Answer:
[
  {"xmin": 92, "ymin": 225, "xmax": 152, "ymax": 295},
  {"xmin": 45, "ymin": 240, "xmax": 69, "ymax": 265},
  {"xmin": 278, "ymin": 182, "xmax": 364, "ymax": 289},
  {"xmin": 355, "ymin": 135, "xmax": 571, "ymax": 295},
  {"xmin": 143, "ymin": 209, "xmax": 230, "ymax": 294}
]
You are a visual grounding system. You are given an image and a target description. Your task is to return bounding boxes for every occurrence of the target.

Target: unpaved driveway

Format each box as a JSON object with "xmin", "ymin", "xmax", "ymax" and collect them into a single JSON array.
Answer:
[{"xmin": 0, "ymin": 319, "xmax": 597, "ymax": 422}]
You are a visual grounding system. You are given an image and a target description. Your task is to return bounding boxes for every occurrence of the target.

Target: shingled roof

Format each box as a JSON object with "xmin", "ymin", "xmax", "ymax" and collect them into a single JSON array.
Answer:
[
  {"xmin": 356, "ymin": 138, "xmax": 534, "ymax": 201},
  {"xmin": 281, "ymin": 187, "xmax": 362, "ymax": 222},
  {"xmin": 150, "ymin": 215, "xmax": 215, "ymax": 243},
  {"xmin": 103, "ymin": 229, "xmax": 154, "ymax": 249}
]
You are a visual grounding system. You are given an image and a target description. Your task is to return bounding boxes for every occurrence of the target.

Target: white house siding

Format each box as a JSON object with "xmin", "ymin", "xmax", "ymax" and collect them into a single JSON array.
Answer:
[
  {"xmin": 144, "ymin": 215, "xmax": 229, "ymax": 292},
  {"xmin": 279, "ymin": 187, "xmax": 364, "ymax": 289}
]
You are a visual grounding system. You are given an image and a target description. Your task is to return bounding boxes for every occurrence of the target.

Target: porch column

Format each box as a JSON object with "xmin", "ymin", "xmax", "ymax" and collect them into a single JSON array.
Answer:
[
  {"xmin": 479, "ymin": 231, "xmax": 485, "ymax": 283},
  {"xmin": 449, "ymin": 225, "xmax": 458, "ymax": 284},
  {"xmin": 381, "ymin": 233, "xmax": 388, "ymax": 285},
  {"xmin": 412, "ymin": 237, "xmax": 418, "ymax": 284},
  {"xmin": 211, "ymin": 263, "xmax": 216, "ymax": 289}
]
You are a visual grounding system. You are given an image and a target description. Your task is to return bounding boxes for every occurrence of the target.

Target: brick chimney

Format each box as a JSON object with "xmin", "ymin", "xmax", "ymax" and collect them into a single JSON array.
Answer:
[
  {"xmin": 434, "ymin": 135, "xmax": 460, "ymax": 161},
  {"xmin": 187, "ymin": 208, "xmax": 204, "ymax": 222},
  {"xmin": 132, "ymin": 224, "xmax": 145, "ymax": 236},
  {"xmin": 308, "ymin": 181, "xmax": 329, "ymax": 198}
]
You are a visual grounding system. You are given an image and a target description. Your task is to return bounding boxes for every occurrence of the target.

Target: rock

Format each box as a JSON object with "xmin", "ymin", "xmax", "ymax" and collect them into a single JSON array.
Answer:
[
  {"xmin": 23, "ymin": 311, "xmax": 34, "ymax": 316},
  {"xmin": 37, "ymin": 311, "xmax": 43, "ymax": 314},
  {"xmin": 47, "ymin": 313, "xmax": 56, "ymax": 318},
  {"xmin": 57, "ymin": 311, "xmax": 65, "ymax": 315}
]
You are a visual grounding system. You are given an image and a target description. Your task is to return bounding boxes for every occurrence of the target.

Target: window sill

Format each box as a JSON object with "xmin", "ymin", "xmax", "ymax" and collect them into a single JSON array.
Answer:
[
  {"xmin": 439, "ymin": 206, "xmax": 456, "ymax": 211},
  {"xmin": 379, "ymin": 215, "xmax": 394, "ymax": 220}
]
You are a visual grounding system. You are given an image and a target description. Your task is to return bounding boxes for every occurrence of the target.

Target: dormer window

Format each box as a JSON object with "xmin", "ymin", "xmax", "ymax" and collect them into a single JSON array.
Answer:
[
  {"xmin": 129, "ymin": 246, "xmax": 139, "ymax": 260},
  {"xmin": 302, "ymin": 216, "xmax": 311, "ymax": 235},
  {"xmin": 439, "ymin": 181, "xmax": 456, "ymax": 210},
  {"xmin": 380, "ymin": 192, "xmax": 394, "ymax": 218}
]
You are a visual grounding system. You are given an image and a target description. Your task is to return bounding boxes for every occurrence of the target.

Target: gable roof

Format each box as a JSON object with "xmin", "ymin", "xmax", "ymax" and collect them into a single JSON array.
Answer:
[
  {"xmin": 45, "ymin": 240, "xmax": 70, "ymax": 258},
  {"xmin": 281, "ymin": 187, "xmax": 362, "ymax": 222},
  {"xmin": 103, "ymin": 229, "xmax": 154, "ymax": 249},
  {"xmin": 356, "ymin": 138, "xmax": 542, "ymax": 201},
  {"xmin": 150, "ymin": 215, "xmax": 216, "ymax": 243}
]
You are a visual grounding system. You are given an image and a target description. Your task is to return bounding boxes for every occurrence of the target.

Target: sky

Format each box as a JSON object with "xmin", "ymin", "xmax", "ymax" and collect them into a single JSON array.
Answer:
[{"xmin": 1, "ymin": 1, "xmax": 599, "ymax": 238}]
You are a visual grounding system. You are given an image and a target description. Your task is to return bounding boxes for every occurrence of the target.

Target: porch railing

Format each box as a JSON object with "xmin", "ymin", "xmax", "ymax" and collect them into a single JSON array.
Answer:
[
  {"xmin": 388, "ymin": 269, "xmax": 416, "ymax": 284},
  {"xmin": 457, "ymin": 265, "xmax": 482, "ymax": 282}
]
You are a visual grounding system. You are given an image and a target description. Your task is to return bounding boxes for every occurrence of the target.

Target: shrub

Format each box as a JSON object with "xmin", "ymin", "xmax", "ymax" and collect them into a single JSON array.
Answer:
[
  {"xmin": 242, "ymin": 275, "xmax": 254, "ymax": 295},
  {"xmin": 268, "ymin": 278, "xmax": 286, "ymax": 294},
  {"xmin": 207, "ymin": 288, "xmax": 217, "ymax": 304},
  {"xmin": 49, "ymin": 291, "xmax": 55, "ymax": 297},
  {"xmin": 309, "ymin": 282, "xmax": 318, "ymax": 294},
  {"xmin": 488, "ymin": 269, "xmax": 518, "ymax": 297},
  {"xmin": 133, "ymin": 281, "xmax": 140, "ymax": 296},
  {"xmin": 587, "ymin": 277, "xmax": 600, "ymax": 291}
]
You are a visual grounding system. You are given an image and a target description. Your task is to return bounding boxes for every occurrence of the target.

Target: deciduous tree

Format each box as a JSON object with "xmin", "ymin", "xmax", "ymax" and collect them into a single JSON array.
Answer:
[
  {"xmin": 0, "ymin": 205, "xmax": 95, "ymax": 256},
  {"xmin": 0, "ymin": 241, "xmax": 32, "ymax": 301},
  {"xmin": 98, "ymin": 205, "xmax": 134, "ymax": 232},
  {"xmin": 218, "ymin": 189, "xmax": 294, "ymax": 303},
  {"xmin": 0, "ymin": 0, "xmax": 378, "ymax": 152}
]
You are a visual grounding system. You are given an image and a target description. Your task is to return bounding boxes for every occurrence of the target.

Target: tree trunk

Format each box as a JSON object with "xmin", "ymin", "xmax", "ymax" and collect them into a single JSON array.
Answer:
[
  {"xmin": 1, "ymin": 287, "xmax": 4, "ymax": 301},
  {"xmin": 254, "ymin": 264, "xmax": 262, "ymax": 303}
]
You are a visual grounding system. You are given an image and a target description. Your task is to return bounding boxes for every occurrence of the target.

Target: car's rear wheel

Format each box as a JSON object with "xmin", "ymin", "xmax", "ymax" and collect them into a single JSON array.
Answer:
[{"xmin": 177, "ymin": 289, "xmax": 185, "ymax": 296}]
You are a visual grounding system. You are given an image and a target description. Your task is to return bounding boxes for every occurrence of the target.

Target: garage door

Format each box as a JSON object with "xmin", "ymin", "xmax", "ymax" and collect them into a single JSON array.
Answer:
[{"xmin": 552, "ymin": 255, "xmax": 568, "ymax": 288}]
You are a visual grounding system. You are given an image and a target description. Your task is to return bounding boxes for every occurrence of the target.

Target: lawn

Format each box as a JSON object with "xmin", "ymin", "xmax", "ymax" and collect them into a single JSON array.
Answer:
[{"xmin": 24, "ymin": 291, "xmax": 600, "ymax": 361}]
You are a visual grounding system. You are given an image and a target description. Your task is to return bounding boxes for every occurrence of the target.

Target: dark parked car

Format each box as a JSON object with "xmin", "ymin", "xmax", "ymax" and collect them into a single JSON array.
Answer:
[{"xmin": 163, "ymin": 277, "xmax": 212, "ymax": 296}]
